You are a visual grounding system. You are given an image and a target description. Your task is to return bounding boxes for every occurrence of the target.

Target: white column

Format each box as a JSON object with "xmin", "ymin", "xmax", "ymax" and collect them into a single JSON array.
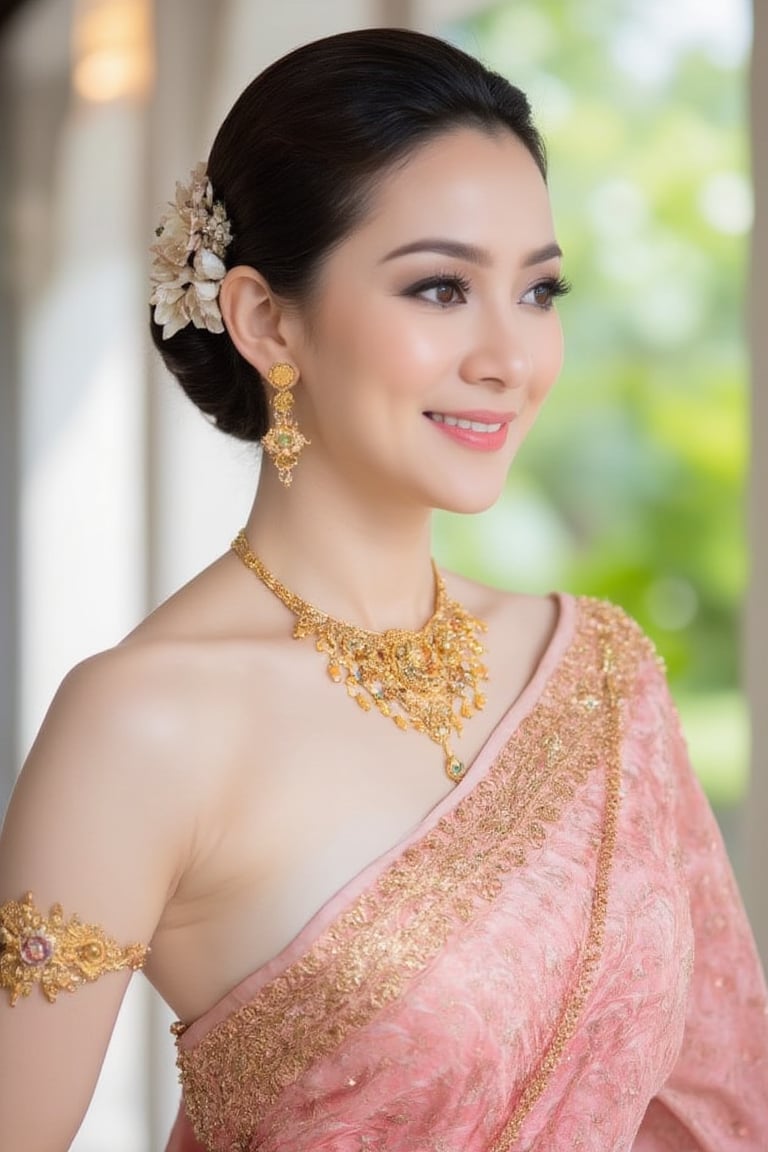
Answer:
[
  {"xmin": 0, "ymin": 88, "xmax": 19, "ymax": 816},
  {"xmin": 18, "ymin": 97, "xmax": 147, "ymax": 755}
]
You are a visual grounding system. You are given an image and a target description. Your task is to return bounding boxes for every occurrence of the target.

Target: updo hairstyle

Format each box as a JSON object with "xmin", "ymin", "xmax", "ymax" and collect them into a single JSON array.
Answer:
[{"xmin": 149, "ymin": 28, "xmax": 547, "ymax": 442}]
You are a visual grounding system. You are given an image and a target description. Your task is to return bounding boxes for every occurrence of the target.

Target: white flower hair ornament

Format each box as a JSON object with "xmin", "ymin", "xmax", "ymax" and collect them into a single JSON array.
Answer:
[{"xmin": 150, "ymin": 162, "xmax": 233, "ymax": 340}]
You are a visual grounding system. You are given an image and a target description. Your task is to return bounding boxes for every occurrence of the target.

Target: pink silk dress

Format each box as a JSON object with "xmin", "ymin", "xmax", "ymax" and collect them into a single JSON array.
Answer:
[{"xmin": 164, "ymin": 597, "xmax": 768, "ymax": 1151}]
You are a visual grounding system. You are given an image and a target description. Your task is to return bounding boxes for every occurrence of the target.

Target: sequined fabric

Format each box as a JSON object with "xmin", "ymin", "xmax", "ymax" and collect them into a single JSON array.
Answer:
[{"xmin": 165, "ymin": 597, "xmax": 768, "ymax": 1152}]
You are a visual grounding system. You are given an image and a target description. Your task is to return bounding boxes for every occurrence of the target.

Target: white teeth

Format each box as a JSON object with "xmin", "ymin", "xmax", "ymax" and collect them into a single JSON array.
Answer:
[{"xmin": 429, "ymin": 413, "xmax": 503, "ymax": 433}]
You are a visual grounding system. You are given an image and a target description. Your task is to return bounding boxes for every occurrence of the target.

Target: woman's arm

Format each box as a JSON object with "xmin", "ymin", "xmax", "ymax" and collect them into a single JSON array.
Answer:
[
  {"xmin": 632, "ymin": 674, "xmax": 768, "ymax": 1150},
  {"xmin": 0, "ymin": 650, "xmax": 192, "ymax": 1152}
]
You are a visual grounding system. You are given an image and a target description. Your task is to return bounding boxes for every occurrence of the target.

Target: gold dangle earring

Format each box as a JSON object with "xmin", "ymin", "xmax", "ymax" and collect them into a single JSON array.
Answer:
[{"xmin": 261, "ymin": 362, "xmax": 310, "ymax": 486}]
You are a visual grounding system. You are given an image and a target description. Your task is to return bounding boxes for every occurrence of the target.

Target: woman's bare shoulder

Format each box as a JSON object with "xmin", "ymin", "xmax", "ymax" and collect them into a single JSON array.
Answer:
[
  {"xmin": 122, "ymin": 546, "xmax": 274, "ymax": 646},
  {"xmin": 23, "ymin": 551, "xmax": 267, "ymax": 798},
  {"xmin": 443, "ymin": 568, "xmax": 561, "ymax": 644},
  {"xmin": 2, "ymin": 560, "xmax": 267, "ymax": 921},
  {"xmin": 14, "ymin": 648, "xmax": 205, "ymax": 863}
]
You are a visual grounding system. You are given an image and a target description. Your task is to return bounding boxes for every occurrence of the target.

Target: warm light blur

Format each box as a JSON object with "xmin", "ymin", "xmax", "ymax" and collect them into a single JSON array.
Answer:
[{"xmin": 72, "ymin": 0, "xmax": 153, "ymax": 103}]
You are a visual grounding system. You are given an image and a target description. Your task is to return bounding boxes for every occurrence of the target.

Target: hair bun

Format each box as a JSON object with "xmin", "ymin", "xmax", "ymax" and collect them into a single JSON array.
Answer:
[{"xmin": 150, "ymin": 315, "xmax": 269, "ymax": 442}]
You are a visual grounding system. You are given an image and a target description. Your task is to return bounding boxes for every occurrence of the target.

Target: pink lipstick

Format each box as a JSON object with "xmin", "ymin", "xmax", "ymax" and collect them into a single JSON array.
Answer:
[{"xmin": 425, "ymin": 409, "xmax": 516, "ymax": 452}]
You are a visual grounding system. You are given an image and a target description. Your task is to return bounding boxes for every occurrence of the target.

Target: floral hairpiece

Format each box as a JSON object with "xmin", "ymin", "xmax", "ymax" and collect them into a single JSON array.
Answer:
[{"xmin": 150, "ymin": 162, "xmax": 233, "ymax": 340}]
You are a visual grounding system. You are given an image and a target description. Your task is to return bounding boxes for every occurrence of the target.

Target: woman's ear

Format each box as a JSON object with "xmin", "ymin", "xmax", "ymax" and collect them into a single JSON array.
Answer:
[{"xmin": 218, "ymin": 265, "xmax": 294, "ymax": 376}]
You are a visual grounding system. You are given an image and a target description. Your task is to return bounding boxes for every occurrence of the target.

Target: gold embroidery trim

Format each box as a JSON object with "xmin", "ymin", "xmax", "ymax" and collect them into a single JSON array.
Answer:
[
  {"xmin": 175, "ymin": 600, "xmax": 654, "ymax": 1151},
  {"xmin": 0, "ymin": 892, "xmax": 148, "ymax": 1005},
  {"xmin": 490, "ymin": 626, "xmax": 626, "ymax": 1149}
]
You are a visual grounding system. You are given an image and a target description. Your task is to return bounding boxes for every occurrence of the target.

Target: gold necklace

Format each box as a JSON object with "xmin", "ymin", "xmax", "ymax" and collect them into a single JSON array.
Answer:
[{"xmin": 231, "ymin": 530, "xmax": 488, "ymax": 783}]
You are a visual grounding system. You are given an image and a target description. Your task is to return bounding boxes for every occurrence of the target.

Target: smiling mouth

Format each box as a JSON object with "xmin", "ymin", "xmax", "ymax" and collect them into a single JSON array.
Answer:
[{"xmin": 426, "ymin": 412, "xmax": 506, "ymax": 433}]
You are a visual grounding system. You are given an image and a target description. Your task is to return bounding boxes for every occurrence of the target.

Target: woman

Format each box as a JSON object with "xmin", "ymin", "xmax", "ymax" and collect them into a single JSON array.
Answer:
[{"xmin": 1, "ymin": 27, "xmax": 766, "ymax": 1152}]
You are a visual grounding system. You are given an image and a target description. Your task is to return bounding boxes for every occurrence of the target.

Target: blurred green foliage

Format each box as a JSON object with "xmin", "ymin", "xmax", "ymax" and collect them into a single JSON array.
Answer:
[{"xmin": 434, "ymin": 0, "xmax": 750, "ymax": 805}]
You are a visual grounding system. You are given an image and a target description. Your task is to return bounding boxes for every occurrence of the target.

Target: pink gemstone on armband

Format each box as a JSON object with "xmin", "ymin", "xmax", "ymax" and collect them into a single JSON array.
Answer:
[{"xmin": 19, "ymin": 933, "xmax": 54, "ymax": 966}]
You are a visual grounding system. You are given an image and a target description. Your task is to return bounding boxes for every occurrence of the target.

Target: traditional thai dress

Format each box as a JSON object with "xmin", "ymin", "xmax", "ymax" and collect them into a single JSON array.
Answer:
[{"xmin": 164, "ymin": 597, "xmax": 768, "ymax": 1151}]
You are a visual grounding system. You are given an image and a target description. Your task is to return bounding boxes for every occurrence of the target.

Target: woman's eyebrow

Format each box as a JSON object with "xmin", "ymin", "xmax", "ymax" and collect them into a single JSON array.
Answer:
[
  {"xmin": 523, "ymin": 242, "xmax": 563, "ymax": 266},
  {"xmin": 381, "ymin": 239, "xmax": 491, "ymax": 265},
  {"xmin": 379, "ymin": 238, "xmax": 563, "ymax": 266}
]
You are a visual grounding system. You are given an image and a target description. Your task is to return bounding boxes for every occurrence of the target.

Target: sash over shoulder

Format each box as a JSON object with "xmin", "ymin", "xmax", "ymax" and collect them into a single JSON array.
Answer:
[{"xmin": 171, "ymin": 599, "xmax": 654, "ymax": 1152}]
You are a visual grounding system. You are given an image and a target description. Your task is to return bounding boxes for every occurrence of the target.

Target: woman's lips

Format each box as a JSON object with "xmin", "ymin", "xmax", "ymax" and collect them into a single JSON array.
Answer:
[{"xmin": 425, "ymin": 410, "xmax": 515, "ymax": 452}]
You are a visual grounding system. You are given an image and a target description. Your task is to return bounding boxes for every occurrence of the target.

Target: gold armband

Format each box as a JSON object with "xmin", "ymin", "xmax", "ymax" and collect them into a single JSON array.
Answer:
[{"xmin": 0, "ymin": 892, "xmax": 148, "ymax": 1005}]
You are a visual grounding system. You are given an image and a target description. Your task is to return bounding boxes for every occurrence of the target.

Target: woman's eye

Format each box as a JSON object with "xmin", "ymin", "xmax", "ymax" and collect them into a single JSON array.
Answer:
[
  {"xmin": 431, "ymin": 281, "xmax": 463, "ymax": 305},
  {"xmin": 521, "ymin": 276, "xmax": 572, "ymax": 310},
  {"xmin": 404, "ymin": 275, "xmax": 471, "ymax": 306}
]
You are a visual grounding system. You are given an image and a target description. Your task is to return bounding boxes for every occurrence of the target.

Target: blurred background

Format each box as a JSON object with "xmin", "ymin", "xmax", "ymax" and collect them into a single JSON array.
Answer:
[{"xmin": 0, "ymin": 0, "xmax": 765, "ymax": 1147}]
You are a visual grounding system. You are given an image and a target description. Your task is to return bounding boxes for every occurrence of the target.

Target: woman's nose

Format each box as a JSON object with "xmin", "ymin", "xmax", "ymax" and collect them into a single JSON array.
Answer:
[{"xmin": 459, "ymin": 310, "xmax": 533, "ymax": 390}]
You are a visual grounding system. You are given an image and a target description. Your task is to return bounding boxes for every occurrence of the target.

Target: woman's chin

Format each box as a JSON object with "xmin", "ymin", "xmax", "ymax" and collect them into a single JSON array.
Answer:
[{"xmin": 432, "ymin": 479, "xmax": 509, "ymax": 517}]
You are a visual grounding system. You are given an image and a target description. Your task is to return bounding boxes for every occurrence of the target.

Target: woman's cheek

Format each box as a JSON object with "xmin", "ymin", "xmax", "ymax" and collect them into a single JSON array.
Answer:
[{"xmin": 535, "ymin": 322, "xmax": 564, "ymax": 395}]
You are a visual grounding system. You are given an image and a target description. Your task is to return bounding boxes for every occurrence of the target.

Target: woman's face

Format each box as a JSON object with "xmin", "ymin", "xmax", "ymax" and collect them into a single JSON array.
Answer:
[{"xmin": 286, "ymin": 126, "xmax": 566, "ymax": 514}]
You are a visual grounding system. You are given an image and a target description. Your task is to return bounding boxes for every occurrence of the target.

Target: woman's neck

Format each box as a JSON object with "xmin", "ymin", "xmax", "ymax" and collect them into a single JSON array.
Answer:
[{"xmin": 242, "ymin": 465, "xmax": 437, "ymax": 633}]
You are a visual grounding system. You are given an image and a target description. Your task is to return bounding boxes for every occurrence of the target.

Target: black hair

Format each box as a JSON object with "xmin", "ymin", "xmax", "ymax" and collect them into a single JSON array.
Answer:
[{"xmin": 149, "ymin": 27, "xmax": 547, "ymax": 441}]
